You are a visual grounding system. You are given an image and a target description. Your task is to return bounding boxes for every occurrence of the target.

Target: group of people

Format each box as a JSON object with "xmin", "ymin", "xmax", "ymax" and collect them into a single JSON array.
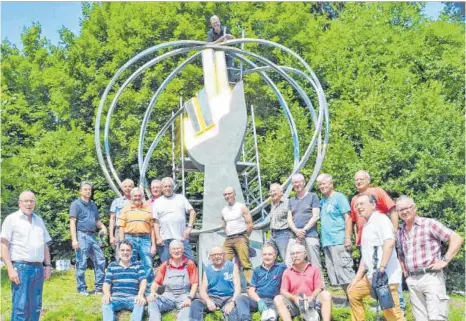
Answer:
[{"xmin": 1, "ymin": 169, "xmax": 463, "ymax": 321}]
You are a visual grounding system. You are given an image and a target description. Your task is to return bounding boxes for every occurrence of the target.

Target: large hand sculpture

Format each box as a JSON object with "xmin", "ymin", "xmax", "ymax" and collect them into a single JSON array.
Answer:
[{"xmin": 184, "ymin": 49, "xmax": 247, "ymax": 229}]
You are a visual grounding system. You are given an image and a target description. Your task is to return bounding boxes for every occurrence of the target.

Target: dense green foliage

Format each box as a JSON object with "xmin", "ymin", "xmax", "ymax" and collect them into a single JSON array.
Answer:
[{"xmin": 1, "ymin": 2, "xmax": 464, "ymax": 290}]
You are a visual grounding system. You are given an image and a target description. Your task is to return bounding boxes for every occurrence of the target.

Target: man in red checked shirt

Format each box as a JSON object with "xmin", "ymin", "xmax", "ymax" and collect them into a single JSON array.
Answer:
[{"xmin": 350, "ymin": 170, "xmax": 399, "ymax": 247}]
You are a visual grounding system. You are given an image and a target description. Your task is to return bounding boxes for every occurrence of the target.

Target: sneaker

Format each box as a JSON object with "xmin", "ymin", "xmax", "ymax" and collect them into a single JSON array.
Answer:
[{"xmin": 79, "ymin": 291, "xmax": 89, "ymax": 296}]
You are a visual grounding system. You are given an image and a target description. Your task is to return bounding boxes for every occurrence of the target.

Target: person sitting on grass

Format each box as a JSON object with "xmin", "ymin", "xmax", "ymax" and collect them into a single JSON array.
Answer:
[
  {"xmin": 147, "ymin": 239, "xmax": 199, "ymax": 321},
  {"xmin": 101, "ymin": 240, "xmax": 146, "ymax": 321}
]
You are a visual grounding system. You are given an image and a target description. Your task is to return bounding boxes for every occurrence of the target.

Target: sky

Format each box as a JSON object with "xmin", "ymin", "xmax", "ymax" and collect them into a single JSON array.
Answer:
[{"xmin": 1, "ymin": 1, "xmax": 446, "ymax": 50}]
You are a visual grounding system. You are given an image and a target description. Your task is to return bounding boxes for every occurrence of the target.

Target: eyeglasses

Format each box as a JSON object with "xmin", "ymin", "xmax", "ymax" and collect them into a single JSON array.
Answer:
[
  {"xmin": 290, "ymin": 251, "xmax": 305, "ymax": 256},
  {"xmin": 397, "ymin": 205, "xmax": 414, "ymax": 213}
]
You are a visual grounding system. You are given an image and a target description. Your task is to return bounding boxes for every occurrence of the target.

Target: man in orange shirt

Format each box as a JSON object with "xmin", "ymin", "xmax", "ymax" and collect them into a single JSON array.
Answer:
[{"xmin": 118, "ymin": 187, "xmax": 156, "ymax": 280}]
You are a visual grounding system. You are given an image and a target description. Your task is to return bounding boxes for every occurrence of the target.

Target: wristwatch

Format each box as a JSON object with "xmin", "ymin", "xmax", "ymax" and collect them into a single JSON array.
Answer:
[{"xmin": 43, "ymin": 263, "xmax": 52, "ymax": 267}]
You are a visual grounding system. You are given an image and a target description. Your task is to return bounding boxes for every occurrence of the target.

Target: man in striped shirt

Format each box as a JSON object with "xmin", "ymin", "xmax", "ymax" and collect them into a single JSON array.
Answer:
[
  {"xmin": 101, "ymin": 240, "xmax": 147, "ymax": 321},
  {"xmin": 118, "ymin": 187, "xmax": 156, "ymax": 280},
  {"xmin": 395, "ymin": 195, "xmax": 463, "ymax": 321}
]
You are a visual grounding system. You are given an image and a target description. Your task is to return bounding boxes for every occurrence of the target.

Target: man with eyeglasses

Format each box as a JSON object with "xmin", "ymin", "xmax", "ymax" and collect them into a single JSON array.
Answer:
[
  {"xmin": 221, "ymin": 186, "xmax": 254, "ymax": 283},
  {"xmin": 267, "ymin": 183, "xmax": 291, "ymax": 263},
  {"xmin": 235, "ymin": 243, "xmax": 287, "ymax": 320},
  {"xmin": 153, "ymin": 177, "xmax": 196, "ymax": 262},
  {"xmin": 274, "ymin": 243, "xmax": 332, "ymax": 321},
  {"xmin": 118, "ymin": 187, "xmax": 156, "ymax": 280},
  {"xmin": 189, "ymin": 246, "xmax": 242, "ymax": 321},
  {"xmin": 395, "ymin": 195, "xmax": 463, "ymax": 321},
  {"xmin": 109, "ymin": 178, "xmax": 134, "ymax": 260},
  {"xmin": 70, "ymin": 181, "xmax": 107, "ymax": 296},
  {"xmin": 286, "ymin": 173, "xmax": 322, "ymax": 270},
  {"xmin": 1, "ymin": 191, "xmax": 52, "ymax": 321},
  {"xmin": 347, "ymin": 193, "xmax": 403, "ymax": 321}
]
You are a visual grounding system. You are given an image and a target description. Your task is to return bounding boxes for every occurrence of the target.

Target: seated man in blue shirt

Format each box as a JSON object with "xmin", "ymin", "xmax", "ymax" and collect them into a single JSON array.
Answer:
[
  {"xmin": 189, "ymin": 246, "xmax": 241, "ymax": 321},
  {"xmin": 101, "ymin": 240, "xmax": 147, "ymax": 321},
  {"xmin": 235, "ymin": 243, "xmax": 287, "ymax": 320}
]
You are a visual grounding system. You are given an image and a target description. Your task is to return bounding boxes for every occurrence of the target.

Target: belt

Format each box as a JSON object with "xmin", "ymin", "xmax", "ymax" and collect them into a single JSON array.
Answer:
[
  {"xmin": 13, "ymin": 261, "xmax": 43, "ymax": 266},
  {"xmin": 407, "ymin": 268, "xmax": 438, "ymax": 277},
  {"xmin": 126, "ymin": 233, "xmax": 150, "ymax": 237},
  {"xmin": 271, "ymin": 228, "xmax": 290, "ymax": 233},
  {"xmin": 226, "ymin": 231, "xmax": 247, "ymax": 239},
  {"xmin": 78, "ymin": 230, "xmax": 95, "ymax": 235}
]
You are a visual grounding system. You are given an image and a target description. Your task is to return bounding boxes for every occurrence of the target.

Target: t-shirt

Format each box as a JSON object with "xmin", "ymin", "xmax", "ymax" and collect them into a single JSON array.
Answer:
[
  {"xmin": 153, "ymin": 194, "xmax": 193, "ymax": 240},
  {"xmin": 288, "ymin": 192, "xmax": 320, "ymax": 238},
  {"xmin": 250, "ymin": 263, "xmax": 286, "ymax": 299},
  {"xmin": 281, "ymin": 263, "xmax": 324, "ymax": 296},
  {"xmin": 320, "ymin": 192, "xmax": 351, "ymax": 247},
  {"xmin": 206, "ymin": 260, "xmax": 235, "ymax": 297},
  {"xmin": 350, "ymin": 187, "xmax": 395, "ymax": 246},
  {"xmin": 361, "ymin": 212, "xmax": 402, "ymax": 284},
  {"xmin": 69, "ymin": 198, "xmax": 99, "ymax": 232},
  {"xmin": 104, "ymin": 261, "xmax": 145, "ymax": 297},
  {"xmin": 155, "ymin": 257, "xmax": 199, "ymax": 286}
]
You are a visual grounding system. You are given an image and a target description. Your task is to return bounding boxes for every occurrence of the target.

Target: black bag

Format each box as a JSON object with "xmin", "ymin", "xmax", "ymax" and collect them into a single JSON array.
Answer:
[{"xmin": 371, "ymin": 246, "xmax": 395, "ymax": 310}]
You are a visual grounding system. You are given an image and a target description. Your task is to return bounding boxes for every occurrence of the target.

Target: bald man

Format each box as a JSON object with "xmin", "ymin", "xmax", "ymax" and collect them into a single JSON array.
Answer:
[
  {"xmin": 221, "ymin": 187, "xmax": 254, "ymax": 283},
  {"xmin": 1, "ymin": 191, "xmax": 52, "ymax": 321}
]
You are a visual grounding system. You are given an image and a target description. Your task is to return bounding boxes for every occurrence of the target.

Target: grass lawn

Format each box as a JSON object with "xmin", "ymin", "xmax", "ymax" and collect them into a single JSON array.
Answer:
[{"xmin": 1, "ymin": 269, "xmax": 464, "ymax": 320}]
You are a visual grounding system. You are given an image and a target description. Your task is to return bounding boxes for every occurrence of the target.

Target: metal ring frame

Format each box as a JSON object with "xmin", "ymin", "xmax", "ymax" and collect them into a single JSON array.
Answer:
[{"xmin": 95, "ymin": 39, "xmax": 329, "ymax": 235}]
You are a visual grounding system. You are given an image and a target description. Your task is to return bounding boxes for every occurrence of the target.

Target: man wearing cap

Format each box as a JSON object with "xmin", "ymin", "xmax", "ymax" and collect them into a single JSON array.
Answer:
[
  {"xmin": 235, "ymin": 243, "xmax": 287, "ymax": 320},
  {"xmin": 189, "ymin": 246, "xmax": 242, "ymax": 321},
  {"xmin": 153, "ymin": 177, "xmax": 196, "ymax": 262},
  {"xmin": 347, "ymin": 193, "xmax": 403, "ymax": 321},
  {"xmin": 1, "ymin": 191, "xmax": 52, "ymax": 321},
  {"xmin": 396, "ymin": 195, "xmax": 463, "ymax": 321},
  {"xmin": 70, "ymin": 181, "xmax": 107, "ymax": 296},
  {"xmin": 109, "ymin": 178, "xmax": 134, "ymax": 260},
  {"xmin": 147, "ymin": 239, "xmax": 199, "ymax": 321},
  {"xmin": 274, "ymin": 243, "xmax": 332, "ymax": 321},
  {"xmin": 118, "ymin": 187, "xmax": 156, "ymax": 280}
]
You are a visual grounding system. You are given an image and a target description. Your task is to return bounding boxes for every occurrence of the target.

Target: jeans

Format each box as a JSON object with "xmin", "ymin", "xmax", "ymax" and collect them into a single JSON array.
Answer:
[
  {"xmin": 267, "ymin": 229, "xmax": 291, "ymax": 263},
  {"xmin": 102, "ymin": 296, "xmax": 144, "ymax": 321},
  {"xmin": 398, "ymin": 284, "xmax": 406, "ymax": 311},
  {"xmin": 76, "ymin": 231, "xmax": 106, "ymax": 292},
  {"xmin": 157, "ymin": 239, "xmax": 194, "ymax": 262},
  {"xmin": 11, "ymin": 262, "xmax": 44, "ymax": 321},
  {"xmin": 235, "ymin": 295, "xmax": 274, "ymax": 320},
  {"xmin": 125, "ymin": 235, "xmax": 154, "ymax": 281},
  {"xmin": 189, "ymin": 295, "xmax": 240, "ymax": 321},
  {"xmin": 148, "ymin": 293, "xmax": 190, "ymax": 321}
]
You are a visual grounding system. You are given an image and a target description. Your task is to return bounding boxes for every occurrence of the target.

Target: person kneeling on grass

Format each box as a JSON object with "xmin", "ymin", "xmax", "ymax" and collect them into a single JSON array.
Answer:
[
  {"xmin": 147, "ymin": 239, "xmax": 199, "ymax": 321},
  {"xmin": 274, "ymin": 243, "xmax": 332, "ymax": 321},
  {"xmin": 102, "ymin": 240, "xmax": 146, "ymax": 321}
]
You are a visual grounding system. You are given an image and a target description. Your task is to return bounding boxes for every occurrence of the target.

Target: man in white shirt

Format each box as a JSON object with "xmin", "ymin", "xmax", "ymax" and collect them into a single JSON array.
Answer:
[
  {"xmin": 153, "ymin": 177, "xmax": 197, "ymax": 262},
  {"xmin": 1, "ymin": 191, "xmax": 52, "ymax": 321},
  {"xmin": 347, "ymin": 193, "xmax": 403, "ymax": 321}
]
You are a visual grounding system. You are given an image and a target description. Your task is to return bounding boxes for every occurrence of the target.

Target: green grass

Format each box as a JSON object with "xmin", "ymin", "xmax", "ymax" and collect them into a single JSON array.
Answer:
[{"xmin": 1, "ymin": 269, "xmax": 464, "ymax": 320}]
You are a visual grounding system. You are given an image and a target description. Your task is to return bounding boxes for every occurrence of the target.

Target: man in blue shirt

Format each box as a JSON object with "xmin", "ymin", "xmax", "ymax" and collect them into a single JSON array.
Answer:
[
  {"xmin": 235, "ymin": 243, "xmax": 286, "ymax": 320},
  {"xmin": 69, "ymin": 181, "xmax": 107, "ymax": 296},
  {"xmin": 189, "ymin": 246, "xmax": 241, "ymax": 321},
  {"xmin": 101, "ymin": 240, "xmax": 146, "ymax": 321},
  {"xmin": 317, "ymin": 173, "xmax": 355, "ymax": 297},
  {"xmin": 287, "ymin": 173, "xmax": 322, "ymax": 270}
]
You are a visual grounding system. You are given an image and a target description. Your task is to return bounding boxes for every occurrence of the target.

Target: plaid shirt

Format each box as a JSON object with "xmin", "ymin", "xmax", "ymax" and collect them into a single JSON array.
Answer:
[
  {"xmin": 270, "ymin": 198, "xmax": 289, "ymax": 230},
  {"xmin": 110, "ymin": 196, "xmax": 131, "ymax": 222},
  {"xmin": 396, "ymin": 216, "xmax": 453, "ymax": 273}
]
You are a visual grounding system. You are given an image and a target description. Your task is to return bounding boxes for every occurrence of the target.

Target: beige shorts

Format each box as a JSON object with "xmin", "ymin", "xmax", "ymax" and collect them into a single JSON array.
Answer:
[{"xmin": 406, "ymin": 270, "xmax": 450, "ymax": 321}]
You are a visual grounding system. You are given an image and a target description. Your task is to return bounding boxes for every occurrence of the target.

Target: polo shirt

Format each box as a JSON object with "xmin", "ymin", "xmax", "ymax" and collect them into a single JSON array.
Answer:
[
  {"xmin": 361, "ymin": 212, "xmax": 402, "ymax": 284},
  {"xmin": 104, "ymin": 260, "xmax": 145, "ymax": 297},
  {"xmin": 154, "ymin": 257, "xmax": 199, "ymax": 286},
  {"xmin": 250, "ymin": 263, "xmax": 286, "ymax": 298},
  {"xmin": 350, "ymin": 187, "xmax": 395, "ymax": 246},
  {"xmin": 69, "ymin": 198, "xmax": 100, "ymax": 232},
  {"xmin": 0, "ymin": 210, "xmax": 52, "ymax": 263},
  {"xmin": 281, "ymin": 263, "xmax": 324, "ymax": 296},
  {"xmin": 118, "ymin": 204, "xmax": 153, "ymax": 234},
  {"xmin": 206, "ymin": 260, "xmax": 235, "ymax": 297},
  {"xmin": 109, "ymin": 196, "xmax": 131, "ymax": 222},
  {"xmin": 153, "ymin": 194, "xmax": 193, "ymax": 240},
  {"xmin": 288, "ymin": 192, "xmax": 320, "ymax": 238},
  {"xmin": 320, "ymin": 191, "xmax": 351, "ymax": 247}
]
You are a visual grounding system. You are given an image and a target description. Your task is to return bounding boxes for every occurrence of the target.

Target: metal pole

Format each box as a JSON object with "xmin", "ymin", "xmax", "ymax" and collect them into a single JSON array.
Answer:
[
  {"xmin": 180, "ymin": 97, "xmax": 186, "ymax": 197},
  {"xmin": 250, "ymin": 105, "xmax": 264, "ymax": 218}
]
